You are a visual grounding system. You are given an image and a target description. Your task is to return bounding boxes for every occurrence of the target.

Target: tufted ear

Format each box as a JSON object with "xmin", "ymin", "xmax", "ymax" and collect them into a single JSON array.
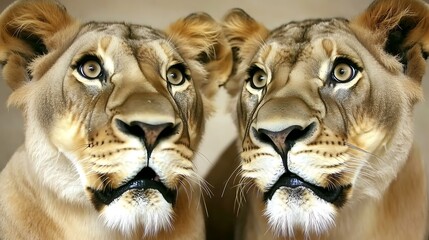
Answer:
[
  {"xmin": 221, "ymin": 9, "xmax": 269, "ymax": 95},
  {"xmin": 0, "ymin": 0, "xmax": 78, "ymax": 90},
  {"xmin": 352, "ymin": 0, "xmax": 429, "ymax": 82},
  {"xmin": 167, "ymin": 12, "xmax": 233, "ymax": 99}
]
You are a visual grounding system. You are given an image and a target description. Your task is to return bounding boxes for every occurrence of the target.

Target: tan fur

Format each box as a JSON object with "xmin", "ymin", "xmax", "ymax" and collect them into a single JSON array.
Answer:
[
  {"xmin": 167, "ymin": 13, "xmax": 233, "ymax": 99},
  {"xmin": 0, "ymin": 1, "xmax": 232, "ymax": 239},
  {"xmin": 222, "ymin": 9, "xmax": 269, "ymax": 96},
  {"xmin": 223, "ymin": 0, "xmax": 429, "ymax": 239},
  {"xmin": 0, "ymin": 0, "xmax": 78, "ymax": 90},
  {"xmin": 352, "ymin": 0, "xmax": 429, "ymax": 83}
]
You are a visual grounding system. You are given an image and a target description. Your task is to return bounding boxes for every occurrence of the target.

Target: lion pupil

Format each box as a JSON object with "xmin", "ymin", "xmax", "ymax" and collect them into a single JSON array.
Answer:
[{"xmin": 83, "ymin": 61, "xmax": 101, "ymax": 78}]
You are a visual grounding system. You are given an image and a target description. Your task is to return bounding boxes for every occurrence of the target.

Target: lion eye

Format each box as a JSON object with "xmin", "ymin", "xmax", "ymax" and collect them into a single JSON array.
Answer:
[
  {"xmin": 331, "ymin": 60, "xmax": 357, "ymax": 83},
  {"xmin": 166, "ymin": 65, "xmax": 186, "ymax": 86},
  {"xmin": 77, "ymin": 57, "xmax": 104, "ymax": 80},
  {"xmin": 250, "ymin": 70, "xmax": 268, "ymax": 89}
]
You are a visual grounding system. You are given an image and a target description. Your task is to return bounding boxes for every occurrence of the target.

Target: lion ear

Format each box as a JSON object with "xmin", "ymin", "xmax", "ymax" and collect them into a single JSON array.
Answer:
[
  {"xmin": 221, "ymin": 9, "xmax": 269, "ymax": 95},
  {"xmin": 353, "ymin": 0, "xmax": 429, "ymax": 82},
  {"xmin": 167, "ymin": 12, "xmax": 233, "ymax": 99},
  {"xmin": 0, "ymin": 0, "xmax": 78, "ymax": 90}
]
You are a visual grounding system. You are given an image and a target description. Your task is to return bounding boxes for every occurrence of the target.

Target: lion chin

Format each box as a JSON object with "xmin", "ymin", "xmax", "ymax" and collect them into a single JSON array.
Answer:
[
  {"xmin": 100, "ymin": 190, "xmax": 174, "ymax": 236},
  {"xmin": 264, "ymin": 188, "xmax": 336, "ymax": 237}
]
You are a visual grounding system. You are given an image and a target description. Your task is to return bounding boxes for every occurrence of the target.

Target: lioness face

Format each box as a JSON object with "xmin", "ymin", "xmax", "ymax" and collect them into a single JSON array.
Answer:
[
  {"xmin": 223, "ymin": 1, "xmax": 429, "ymax": 236},
  {"xmin": 47, "ymin": 25, "xmax": 202, "ymax": 233},
  {"xmin": 234, "ymin": 21, "xmax": 377, "ymax": 234},
  {"xmin": 0, "ymin": 1, "xmax": 231, "ymax": 236}
]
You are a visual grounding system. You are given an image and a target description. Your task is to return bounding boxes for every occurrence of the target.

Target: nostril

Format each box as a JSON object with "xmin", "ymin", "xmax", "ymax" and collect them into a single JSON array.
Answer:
[
  {"xmin": 116, "ymin": 119, "xmax": 140, "ymax": 137},
  {"xmin": 287, "ymin": 122, "xmax": 316, "ymax": 144},
  {"xmin": 156, "ymin": 123, "xmax": 178, "ymax": 143},
  {"xmin": 253, "ymin": 128, "xmax": 273, "ymax": 146}
]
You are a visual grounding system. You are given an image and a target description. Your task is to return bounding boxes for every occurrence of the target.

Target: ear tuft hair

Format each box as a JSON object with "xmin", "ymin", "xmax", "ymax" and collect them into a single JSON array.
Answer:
[
  {"xmin": 167, "ymin": 12, "xmax": 233, "ymax": 99},
  {"xmin": 0, "ymin": 0, "xmax": 77, "ymax": 90},
  {"xmin": 222, "ymin": 8, "xmax": 269, "ymax": 51},
  {"xmin": 353, "ymin": 0, "xmax": 429, "ymax": 81},
  {"xmin": 221, "ymin": 8, "xmax": 269, "ymax": 95}
]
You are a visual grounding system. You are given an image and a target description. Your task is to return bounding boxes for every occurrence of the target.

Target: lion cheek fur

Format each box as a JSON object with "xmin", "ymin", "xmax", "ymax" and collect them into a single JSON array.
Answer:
[{"xmin": 47, "ymin": 114, "xmax": 176, "ymax": 234}]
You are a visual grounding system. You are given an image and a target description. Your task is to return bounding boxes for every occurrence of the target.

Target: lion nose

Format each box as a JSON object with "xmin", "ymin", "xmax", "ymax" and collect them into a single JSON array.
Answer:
[
  {"xmin": 254, "ymin": 123, "xmax": 315, "ymax": 168},
  {"xmin": 116, "ymin": 119, "xmax": 177, "ymax": 157}
]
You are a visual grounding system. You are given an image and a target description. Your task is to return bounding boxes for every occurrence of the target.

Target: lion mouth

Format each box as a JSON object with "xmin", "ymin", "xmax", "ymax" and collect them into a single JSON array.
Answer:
[
  {"xmin": 264, "ymin": 172, "xmax": 346, "ymax": 205},
  {"xmin": 91, "ymin": 167, "xmax": 176, "ymax": 205}
]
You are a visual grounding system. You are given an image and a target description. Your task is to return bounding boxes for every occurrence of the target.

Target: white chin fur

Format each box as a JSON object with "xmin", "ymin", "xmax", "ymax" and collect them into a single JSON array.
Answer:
[
  {"xmin": 100, "ymin": 189, "xmax": 174, "ymax": 236},
  {"xmin": 264, "ymin": 187, "xmax": 336, "ymax": 237}
]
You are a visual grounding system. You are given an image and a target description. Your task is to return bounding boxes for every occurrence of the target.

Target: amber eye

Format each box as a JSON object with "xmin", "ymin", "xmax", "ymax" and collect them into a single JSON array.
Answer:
[
  {"xmin": 331, "ymin": 60, "xmax": 357, "ymax": 83},
  {"xmin": 250, "ymin": 69, "xmax": 268, "ymax": 89},
  {"xmin": 77, "ymin": 57, "xmax": 104, "ymax": 80},
  {"xmin": 166, "ymin": 65, "xmax": 186, "ymax": 85}
]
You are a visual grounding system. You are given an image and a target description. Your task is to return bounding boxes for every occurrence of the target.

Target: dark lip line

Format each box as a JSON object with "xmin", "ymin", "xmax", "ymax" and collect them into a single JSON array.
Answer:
[
  {"xmin": 90, "ymin": 179, "xmax": 177, "ymax": 206},
  {"xmin": 263, "ymin": 172, "xmax": 348, "ymax": 204}
]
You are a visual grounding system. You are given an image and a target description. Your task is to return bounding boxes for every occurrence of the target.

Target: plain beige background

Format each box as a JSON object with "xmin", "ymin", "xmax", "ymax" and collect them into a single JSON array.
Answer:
[{"xmin": 0, "ymin": 0, "xmax": 428, "ymax": 187}]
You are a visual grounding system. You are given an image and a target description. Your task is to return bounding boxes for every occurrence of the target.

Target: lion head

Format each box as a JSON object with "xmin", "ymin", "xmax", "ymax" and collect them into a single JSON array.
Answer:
[
  {"xmin": 0, "ymin": 0, "xmax": 231, "ymax": 237},
  {"xmin": 223, "ymin": 0, "xmax": 429, "ymax": 237}
]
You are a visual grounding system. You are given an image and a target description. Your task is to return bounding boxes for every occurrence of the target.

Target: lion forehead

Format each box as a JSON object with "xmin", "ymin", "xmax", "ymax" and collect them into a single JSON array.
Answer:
[
  {"xmin": 80, "ymin": 22, "xmax": 165, "ymax": 41},
  {"xmin": 71, "ymin": 22, "xmax": 178, "ymax": 67},
  {"xmin": 257, "ymin": 19, "xmax": 355, "ymax": 67},
  {"xmin": 270, "ymin": 18, "xmax": 350, "ymax": 41}
]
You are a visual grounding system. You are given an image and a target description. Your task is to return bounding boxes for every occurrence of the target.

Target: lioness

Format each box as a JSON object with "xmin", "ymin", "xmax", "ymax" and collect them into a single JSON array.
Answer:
[
  {"xmin": 222, "ymin": 0, "xmax": 428, "ymax": 239},
  {"xmin": 0, "ymin": 0, "xmax": 232, "ymax": 239}
]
